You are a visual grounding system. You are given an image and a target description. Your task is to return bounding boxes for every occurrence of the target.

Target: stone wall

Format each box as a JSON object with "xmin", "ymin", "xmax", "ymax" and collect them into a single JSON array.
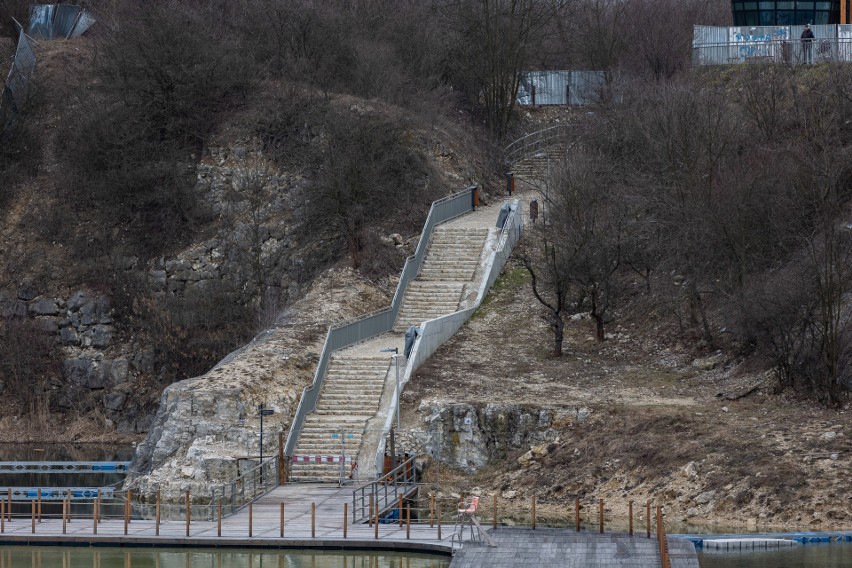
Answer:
[{"xmin": 407, "ymin": 401, "xmax": 590, "ymax": 471}]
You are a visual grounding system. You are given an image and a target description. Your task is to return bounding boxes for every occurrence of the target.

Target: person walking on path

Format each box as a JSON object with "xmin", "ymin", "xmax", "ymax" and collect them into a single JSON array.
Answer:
[{"xmin": 801, "ymin": 24, "xmax": 815, "ymax": 64}]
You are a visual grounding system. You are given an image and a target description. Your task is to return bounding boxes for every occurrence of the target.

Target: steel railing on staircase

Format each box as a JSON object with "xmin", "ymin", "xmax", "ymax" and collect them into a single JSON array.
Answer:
[{"xmin": 283, "ymin": 188, "xmax": 475, "ymax": 458}]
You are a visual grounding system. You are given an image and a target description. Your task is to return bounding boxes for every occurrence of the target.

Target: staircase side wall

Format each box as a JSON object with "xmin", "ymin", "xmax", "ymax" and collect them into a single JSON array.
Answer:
[{"xmin": 371, "ymin": 200, "xmax": 523, "ymax": 473}]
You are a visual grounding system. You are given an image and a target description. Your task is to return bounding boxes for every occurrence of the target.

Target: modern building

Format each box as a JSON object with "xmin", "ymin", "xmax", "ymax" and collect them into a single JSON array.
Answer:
[{"xmin": 731, "ymin": 1, "xmax": 852, "ymax": 26}]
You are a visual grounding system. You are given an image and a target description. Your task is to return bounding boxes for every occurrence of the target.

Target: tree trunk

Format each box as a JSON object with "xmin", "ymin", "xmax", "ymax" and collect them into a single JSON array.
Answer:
[
  {"xmin": 552, "ymin": 312, "xmax": 564, "ymax": 357},
  {"xmin": 593, "ymin": 313, "xmax": 605, "ymax": 342}
]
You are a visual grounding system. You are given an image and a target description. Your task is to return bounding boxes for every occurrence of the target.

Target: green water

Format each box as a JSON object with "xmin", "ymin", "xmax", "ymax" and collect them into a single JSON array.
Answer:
[
  {"xmin": 698, "ymin": 543, "xmax": 852, "ymax": 567},
  {"xmin": 0, "ymin": 547, "xmax": 449, "ymax": 568}
]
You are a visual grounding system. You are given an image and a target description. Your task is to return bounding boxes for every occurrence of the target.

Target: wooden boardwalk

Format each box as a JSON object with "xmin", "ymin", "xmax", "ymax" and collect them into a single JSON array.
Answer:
[{"xmin": 0, "ymin": 484, "xmax": 450, "ymax": 554}]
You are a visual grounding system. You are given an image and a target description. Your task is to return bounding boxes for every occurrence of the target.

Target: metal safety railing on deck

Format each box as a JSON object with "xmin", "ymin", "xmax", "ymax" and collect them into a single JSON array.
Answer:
[
  {"xmin": 352, "ymin": 454, "xmax": 417, "ymax": 524},
  {"xmin": 283, "ymin": 188, "xmax": 475, "ymax": 459},
  {"xmin": 210, "ymin": 456, "xmax": 279, "ymax": 518}
]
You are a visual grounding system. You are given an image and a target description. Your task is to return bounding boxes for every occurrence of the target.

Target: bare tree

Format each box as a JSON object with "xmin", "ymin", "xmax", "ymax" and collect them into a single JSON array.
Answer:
[{"xmin": 442, "ymin": 0, "xmax": 559, "ymax": 138}]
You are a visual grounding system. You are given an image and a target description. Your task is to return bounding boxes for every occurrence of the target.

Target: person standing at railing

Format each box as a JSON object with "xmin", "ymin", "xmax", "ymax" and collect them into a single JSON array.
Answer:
[{"xmin": 801, "ymin": 24, "xmax": 815, "ymax": 64}]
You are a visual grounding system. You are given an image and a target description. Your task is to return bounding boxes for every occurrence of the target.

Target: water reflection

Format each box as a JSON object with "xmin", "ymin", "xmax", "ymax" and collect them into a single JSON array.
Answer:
[
  {"xmin": 0, "ymin": 547, "xmax": 449, "ymax": 568},
  {"xmin": 698, "ymin": 543, "xmax": 852, "ymax": 567}
]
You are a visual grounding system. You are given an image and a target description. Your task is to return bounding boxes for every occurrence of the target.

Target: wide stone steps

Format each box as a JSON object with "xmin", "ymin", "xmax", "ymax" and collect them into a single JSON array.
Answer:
[
  {"xmin": 291, "ymin": 353, "xmax": 389, "ymax": 481},
  {"xmin": 291, "ymin": 224, "xmax": 490, "ymax": 483}
]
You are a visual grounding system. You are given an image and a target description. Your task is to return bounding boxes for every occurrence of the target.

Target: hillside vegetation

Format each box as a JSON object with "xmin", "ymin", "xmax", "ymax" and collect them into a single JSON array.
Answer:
[{"xmin": 0, "ymin": 0, "xmax": 848, "ymax": 529}]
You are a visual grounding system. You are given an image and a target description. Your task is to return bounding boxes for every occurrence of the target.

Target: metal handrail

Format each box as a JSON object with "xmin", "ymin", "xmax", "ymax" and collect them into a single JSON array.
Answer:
[
  {"xmin": 504, "ymin": 124, "xmax": 573, "ymax": 165},
  {"xmin": 352, "ymin": 453, "xmax": 417, "ymax": 523},
  {"xmin": 283, "ymin": 188, "xmax": 475, "ymax": 458},
  {"xmin": 210, "ymin": 456, "xmax": 279, "ymax": 517},
  {"xmin": 0, "ymin": 461, "xmax": 130, "ymax": 474}
]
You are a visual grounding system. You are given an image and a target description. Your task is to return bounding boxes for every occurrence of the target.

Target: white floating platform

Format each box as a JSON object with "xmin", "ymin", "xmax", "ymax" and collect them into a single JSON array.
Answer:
[{"xmin": 704, "ymin": 538, "xmax": 798, "ymax": 550}]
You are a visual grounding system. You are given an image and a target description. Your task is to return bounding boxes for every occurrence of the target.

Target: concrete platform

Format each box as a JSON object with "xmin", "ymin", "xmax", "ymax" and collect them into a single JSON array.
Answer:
[{"xmin": 449, "ymin": 528, "xmax": 699, "ymax": 568}]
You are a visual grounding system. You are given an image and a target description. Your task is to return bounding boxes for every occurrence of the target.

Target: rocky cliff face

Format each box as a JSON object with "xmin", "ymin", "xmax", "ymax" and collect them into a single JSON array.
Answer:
[{"xmin": 126, "ymin": 267, "xmax": 392, "ymax": 501}]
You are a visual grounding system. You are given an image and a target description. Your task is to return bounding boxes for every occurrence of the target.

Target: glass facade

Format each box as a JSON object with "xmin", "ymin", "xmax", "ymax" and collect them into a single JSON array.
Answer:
[{"xmin": 731, "ymin": 1, "xmax": 840, "ymax": 25}]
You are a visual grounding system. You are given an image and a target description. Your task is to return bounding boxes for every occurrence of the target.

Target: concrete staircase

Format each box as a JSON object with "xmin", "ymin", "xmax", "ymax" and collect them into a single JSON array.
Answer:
[
  {"xmin": 394, "ymin": 226, "xmax": 488, "ymax": 331},
  {"xmin": 289, "ymin": 355, "xmax": 390, "ymax": 482},
  {"xmin": 288, "ymin": 223, "xmax": 490, "ymax": 483},
  {"xmin": 510, "ymin": 147, "xmax": 565, "ymax": 182}
]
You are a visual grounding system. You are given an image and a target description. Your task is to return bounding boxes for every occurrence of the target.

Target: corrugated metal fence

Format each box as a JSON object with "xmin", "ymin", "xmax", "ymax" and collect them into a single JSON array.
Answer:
[
  {"xmin": 693, "ymin": 24, "xmax": 852, "ymax": 65},
  {"xmin": 517, "ymin": 71, "xmax": 605, "ymax": 106},
  {"xmin": 1, "ymin": 5, "xmax": 95, "ymax": 141},
  {"xmin": 0, "ymin": 33, "xmax": 37, "ymax": 141},
  {"xmin": 28, "ymin": 4, "xmax": 95, "ymax": 39}
]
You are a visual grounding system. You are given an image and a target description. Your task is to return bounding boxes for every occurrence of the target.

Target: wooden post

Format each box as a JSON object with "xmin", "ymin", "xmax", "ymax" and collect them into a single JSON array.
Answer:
[
  {"xmin": 646, "ymin": 501, "xmax": 651, "ymax": 538},
  {"xmin": 62, "ymin": 499, "xmax": 67, "ymax": 534},
  {"xmin": 374, "ymin": 501, "xmax": 379, "ymax": 540},
  {"xmin": 37, "ymin": 489, "xmax": 42, "ymax": 523},
  {"xmin": 406, "ymin": 504, "xmax": 410, "ymax": 540},
  {"xmin": 66, "ymin": 492, "xmax": 71, "ymax": 523},
  {"xmin": 311, "ymin": 502, "xmax": 315, "ymax": 539},
  {"xmin": 343, "ymin": 503, "xmax": 348, "ymax": 539},
  {"xmin": 599, "ymin": 499, "xmax": 604, "ymax": 533},
  {"xmin": 429, "ymin": 495, "xmax": 434, "ymax": 528},
  {"xmin": 248, "ymin": 501, "xmax": 253, "ymax": 537},
  {"xmin": 280, "ymin": 503, "xmax": 285, "ymax": 538},
  {"xmin": 493, "ymin": 494, "xmax": 497, "ymax": 529},
  {"xmin": 531, "ymin": 495, "xmax": 536, "ymax": 530},
  {"xmin": 369, "ymin": 494, "xmax": 374, "ymax": 527},
  {"xmin": 629, "ymin": 501, "xmax": 634, "ymax": 536},
  {"xmin": 93, "ymin": 494, "xmax": 98, "ymax": 535},
  {"xmin": 123, "ymin": 495, "xmax": 129, "ymax": 535},
  {"xmin": 575, "ymin": 496, "xmax": 581, "ymax": 532},
  {"xmin": 126, "ymin": 489, "xmax": 132, "ymax": 524},
  {"xmin": 155, "ymin": 490, "xmax": 161, "ymax": 536},
  {"xmin": 185, "ymin": 490, "xmax": 191, "ymax": 537},
  {"xmin": 1, "ymin": 498, "xmax": 4, "ymax": 533},
  {"xmin": 399, "ymin": 495, "xmax": 404, "ymax": 527},
  {"xmin": 31, "ymin": 500, "xmax": 35, "ymax": 534},
  {"xmin": 217, "ymin": 501, "xmax": 222, "ymax": 538},
  {"xmin": 7, "ymin": 489, "xmax": 11, "ymax": 523},
  {"xmin": 437, "ymin": 503, "xmax": 441, "ymax": 540},
  {"xmin": 97, "ymin": 488, "xmax": 102, "ymax": 524}
]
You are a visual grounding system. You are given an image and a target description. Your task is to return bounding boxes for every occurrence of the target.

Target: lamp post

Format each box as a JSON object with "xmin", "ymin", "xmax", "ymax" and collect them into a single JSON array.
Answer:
[{"xmin": 258, "ymin": 404, "xmax": 274, "ymax": 484}]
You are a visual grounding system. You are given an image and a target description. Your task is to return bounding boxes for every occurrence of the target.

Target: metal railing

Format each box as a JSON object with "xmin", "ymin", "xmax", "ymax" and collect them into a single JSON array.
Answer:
[
  {"xmin": 372, "ymin": 200, "xmax": 523, "ymax": 476},
  {"xmin": 283, "ymin": 188, "xmax": 475, "ymax": 458},
  {"xmin": 504, "ymin": 124, "xmax": 574, "ymax": 165},
  {"xmin": 352, "ymin": 454, "xmax": 417, "ymax": 524},
  {"xmin": 693, "ymin": 38, "xmax": 852, "ymax": 66},
  {"xmin": 209, "ymin": 456, "xmax": 279, "ymax": 517},
  {"xmin": 0, "ymin": 461, "xmax": 130, "ymax": 474},
  {"xmin": 0, "ymin": 486, "xmax": 116, "ymax": 500}
]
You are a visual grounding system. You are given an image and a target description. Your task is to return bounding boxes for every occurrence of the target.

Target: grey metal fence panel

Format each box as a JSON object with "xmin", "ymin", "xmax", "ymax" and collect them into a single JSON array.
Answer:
[
  {"xmin": 517, "ymin": 71, "xmax": 604, "ymax": 106},
  {"xmin": 693, "ymin": 24, "xmax": 852, "ymax": 65},
  {"xmin": 26, "ymin": 4, "xmax": 95, "ymax": 39},
  {"xmin": 283, "ymin": 188, "xmax": 474, "ymax": 457},
  {"xmin": 1, "ymin": 34, "xmax": 37, "ymax": 140},
  {"xmin": 15, "ymin": 34, "xmax": 36, "ymax": 76},
  {"xmin": 70, "ymin": 10, "xmax": 96, "ymax": 37},
  {"xmin": 28, "ymin": 4, "xmax": 56, "ymax": 38},
  {"xmin": 54, "ymin": 5, "xmax": 82, "ymax": 38}
]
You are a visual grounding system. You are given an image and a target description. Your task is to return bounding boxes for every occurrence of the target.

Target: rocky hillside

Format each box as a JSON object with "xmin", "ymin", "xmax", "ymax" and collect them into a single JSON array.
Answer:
[{"xmin": 399, "ymin": 257, "xmax": 850, "ymax": 531}]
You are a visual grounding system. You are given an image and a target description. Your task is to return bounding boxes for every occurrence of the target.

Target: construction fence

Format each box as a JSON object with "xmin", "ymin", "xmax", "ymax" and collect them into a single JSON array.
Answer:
[
  {"xmin": 0, "ymin": 33, "xmax": 36, "ymax": 141},
  {"xmin": 693, "ymin": 24, "xmax": 852, "ymax": 65},
  {"xmin": 1, "ymin": 5, "xmax": 95, "ymax": 141},
  {"xmin": 517, "ymin": 70, "xmax": 606, "ymax": 106}
]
